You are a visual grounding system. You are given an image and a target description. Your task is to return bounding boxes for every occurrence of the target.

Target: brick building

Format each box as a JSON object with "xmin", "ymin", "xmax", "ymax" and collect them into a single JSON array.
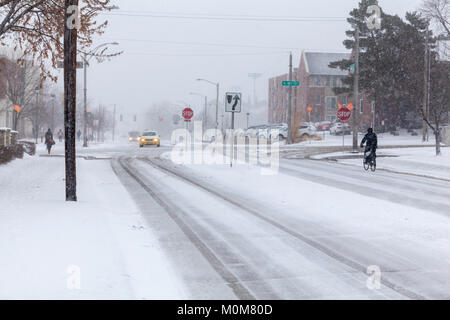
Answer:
[{"xmin": 268, "ymin": 51, "xmax": 376, "ymax": 131}]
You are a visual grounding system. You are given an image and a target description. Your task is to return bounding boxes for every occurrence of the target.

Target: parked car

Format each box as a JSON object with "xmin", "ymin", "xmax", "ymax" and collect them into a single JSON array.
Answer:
[
  {"xmin": 252, "ymin": 124, "xmax": 288, "ymax": 141},
  {"xmin": 330, "ymin": 123, "xmax": 351, "ymax": 135},
  {"xmin": 245, "ymin": 125, "xmax": 269, "ymax": 139},
  {"xmin": 316, "ymin": 121, "xmax": 333, "ymax": 132},
  {"xmin": 298, "ymin": 123, "xmax": 317, "ymax": 137}
]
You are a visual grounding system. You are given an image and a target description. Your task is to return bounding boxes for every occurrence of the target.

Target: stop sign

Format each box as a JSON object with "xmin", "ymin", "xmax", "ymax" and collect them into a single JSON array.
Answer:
[
  {"xmin": 182, "ymin": 108, "xmax": 194, "ymax": 121},
  {"xmin": 337, "ymin": 107, "xmax": 351, "ymax": 122}
]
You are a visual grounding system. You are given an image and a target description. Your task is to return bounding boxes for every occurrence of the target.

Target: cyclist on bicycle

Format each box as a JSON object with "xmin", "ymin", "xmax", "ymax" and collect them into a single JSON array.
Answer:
[{"xmin": 360, "ymin": 128, "xmax": 378, "ymax": 164}]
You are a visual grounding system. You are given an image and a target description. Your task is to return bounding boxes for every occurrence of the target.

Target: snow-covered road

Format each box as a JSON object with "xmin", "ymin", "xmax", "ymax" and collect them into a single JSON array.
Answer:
[
  {"xmin": 3, "ymin": 142, "xmax": 450, "ymax": 299},
  {"xmin": 111, "ymin": 144, "xmax": 450, "ymax": 300}
]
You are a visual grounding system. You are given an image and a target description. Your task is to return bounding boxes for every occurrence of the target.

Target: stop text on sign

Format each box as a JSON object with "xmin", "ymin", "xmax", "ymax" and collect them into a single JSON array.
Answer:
[
  {"xmin": 182, "ymin": 108, "xmax": 194, "ymax": 122},
  {"xmin": 337, "ymin": 107, "xmax": 351, "ymax": 122}
]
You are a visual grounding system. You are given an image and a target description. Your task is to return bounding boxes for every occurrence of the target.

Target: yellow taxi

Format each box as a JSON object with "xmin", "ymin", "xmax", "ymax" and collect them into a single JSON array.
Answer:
[{"xmin": 139, "ymin": 131, "xmax": 161, "ymax": 148}]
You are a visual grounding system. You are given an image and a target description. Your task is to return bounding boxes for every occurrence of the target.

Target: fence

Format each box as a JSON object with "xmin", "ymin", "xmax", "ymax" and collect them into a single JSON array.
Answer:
[{"xmin": 0, "ymin": 128, "xmax": 32, "ymax": 165}]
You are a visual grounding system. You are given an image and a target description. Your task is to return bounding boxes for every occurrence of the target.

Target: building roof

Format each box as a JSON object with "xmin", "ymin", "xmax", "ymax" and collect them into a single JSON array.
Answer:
[{"xmin": 303, "ymin": 51, "xmax": 350, "ymax": 76}]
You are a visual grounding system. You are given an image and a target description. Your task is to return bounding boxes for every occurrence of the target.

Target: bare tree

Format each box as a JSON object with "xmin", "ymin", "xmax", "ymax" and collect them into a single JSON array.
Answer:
[
  {"xmin": 422, "ymin": 61, "xmax": 450, "ymax": 155},
  {"xmin": 0, "ymin": 0, "xmax": 116, "ymax": 81},
  {"xmin": 422, "ymin": 0, "xmax": 450, "ymax": 35}
]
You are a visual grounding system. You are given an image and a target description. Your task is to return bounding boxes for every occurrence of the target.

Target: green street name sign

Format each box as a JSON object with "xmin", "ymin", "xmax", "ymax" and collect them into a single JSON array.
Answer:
[
  {"xmin": 282, "ymin": 81, "xmax": 300, "ymax": 87},
  {"xmin": 349, "ymin": 64, "xmax": 355, "ymax": 73}
]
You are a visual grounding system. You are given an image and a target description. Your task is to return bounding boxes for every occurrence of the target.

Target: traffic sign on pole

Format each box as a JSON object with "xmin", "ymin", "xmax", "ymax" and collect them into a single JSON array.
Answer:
[
  {"xmin": 182, "ymin": 108, "xmax": 194, "ymax": 122},
  {"xmin": 282, "ymin": 81, "xmax": 300, "ymax": 87},
  {"xmin": 337, "ymin": 106, "xmax": 352, "ymax": 122},
  {"xmin": 225, "ymin": 93, "xmax": 242, "ymax": 113}
]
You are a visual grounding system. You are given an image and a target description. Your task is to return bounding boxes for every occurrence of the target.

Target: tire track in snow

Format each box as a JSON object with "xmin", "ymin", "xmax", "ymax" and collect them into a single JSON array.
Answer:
[
  {"xmin": 143, "ymin": 156, "xmax": 427, "ymax": 300},
  {"xmin": 116, "ymin": 156, "xmax": 257, "ymax": 300}
]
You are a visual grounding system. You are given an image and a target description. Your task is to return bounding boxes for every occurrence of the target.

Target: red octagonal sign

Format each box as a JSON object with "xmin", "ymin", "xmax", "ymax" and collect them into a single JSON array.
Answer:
[
  {"xmin": 182, "ymin": 108, "xmax": 194, "ymax": 121},
  {"xmin": 337, "ymin": 107, "xmax": 351, "ymax": 122}
]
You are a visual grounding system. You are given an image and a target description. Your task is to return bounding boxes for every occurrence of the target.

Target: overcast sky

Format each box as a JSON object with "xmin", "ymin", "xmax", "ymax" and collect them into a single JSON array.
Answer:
[{"xmin": 62, "ymin": 0, "xmax": 424, "ymax": 117}]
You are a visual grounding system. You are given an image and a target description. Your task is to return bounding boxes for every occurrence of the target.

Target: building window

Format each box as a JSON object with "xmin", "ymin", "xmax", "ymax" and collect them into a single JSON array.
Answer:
[
  {"xmin": 316, "ymin": 94, "xmax": 321, "ymax": 105},
  {"xmin": 326, "ymin": 76, "xmax": 331, "ymax": 87},
  {"xmin": 360, "ymin": 99, "xmax": 364, "ymax": 114},
  {"xmin": 315, "ymin": 76, "xmax": 321, "ymax": 86},
  {"xmin": 332, "ymin": 77, "xmax": 337, "ymax": 87},
  {"xmin": 325, "ymin": 97, "xmax": 338, "ymax": 113},
  {"xmin": 340, "ymin": 96, "xmax": 348, "ymax": 105}
]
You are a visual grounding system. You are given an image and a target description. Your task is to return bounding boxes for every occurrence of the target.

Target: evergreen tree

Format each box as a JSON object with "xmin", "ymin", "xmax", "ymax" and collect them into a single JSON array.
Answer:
[{"xmin": 329, "ymin": 0, "xmax": 431, "ymax": 129}]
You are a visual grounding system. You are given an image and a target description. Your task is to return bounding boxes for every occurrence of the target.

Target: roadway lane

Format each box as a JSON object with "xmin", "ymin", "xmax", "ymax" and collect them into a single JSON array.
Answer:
[{"xmin": 109, "ymin": 143, "xmax": 450, "ymax": 299}]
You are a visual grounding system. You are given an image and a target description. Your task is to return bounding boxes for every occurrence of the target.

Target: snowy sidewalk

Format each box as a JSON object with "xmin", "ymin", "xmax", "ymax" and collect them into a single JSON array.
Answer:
[{"xmin": 0, "ymin": 152, "xmax": 184, "ymax": 299}]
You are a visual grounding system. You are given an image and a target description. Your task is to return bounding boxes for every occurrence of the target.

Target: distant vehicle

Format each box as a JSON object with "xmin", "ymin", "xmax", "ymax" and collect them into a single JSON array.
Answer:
[
  {"xmin": 330, "ymin": 123, "xmax": 351, "ymax": 135},
  {"xmin": 316, "ymin": 121, "xmax": 333, "ymax": 132},
  {"xmin": 245, "ymin": 125, "xmax": 269, "ymax": 139},
  {"xmin": 245, "ymin": 124, "xmax": 287, "ymax": 141},
  {"xmin": 128, "ymin": 131, "xmax": 140, "ymax": 142},
  {"xmin": 298, "ymin": 123, "xmax": 317, "ymax": 137},
  {"xmin": 139, "ymin": 131, "xmax": 161, "ymax": 148}
]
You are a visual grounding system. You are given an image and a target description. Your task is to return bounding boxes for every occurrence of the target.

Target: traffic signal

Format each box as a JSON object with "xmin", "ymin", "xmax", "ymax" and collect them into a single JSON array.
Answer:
[
  {"xmin": 134, "ymin": 115, "xmax": 137, "ymax": 122},
  {"xmin": 159, "ymin": 116, "xmax": 164, "ymax": 122},
  {"xmin": 120, "ymin": 114, "xmax": 123, "ymax": 122}
]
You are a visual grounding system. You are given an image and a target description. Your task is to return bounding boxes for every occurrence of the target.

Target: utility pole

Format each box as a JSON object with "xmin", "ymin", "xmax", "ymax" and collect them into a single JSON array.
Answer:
[
  {"xmin": 83, "ymin": 52, "xmax": 88, "ymax": 147},
  {"xmin": 246, "ymin": 112, "xmax": 250, "ymax": 129},
  {"xmin": 352, "ymin": 26, "xmax": 360, "ymax": 152},
  {"xmin": 34, "ymin": 89, "xmax": 39, "ymax": 144},
  {"xmin": 287, "ymin": 52, "xmax": 293, "ymax": 144},
  {"xmin": 112, "ymin": 104, "xmax": 116, "ymax": 143},
  {"xmin": 248, "ymin": 73, "xmax": 262, "ymax": 107},
  {"xmin": 64, "ymin": 0, "xmax": 79, "ymax": 202},
  {"xmin": 423, "ymin": 25, "xmax": 431, "ymax": 142},
  {"xmin": 216, "ymin": 83, "xmax": 219, "ymax": 131},
  {"xmin": 204, "ymin": 96, "xmax": 208, "ymax": 132}
]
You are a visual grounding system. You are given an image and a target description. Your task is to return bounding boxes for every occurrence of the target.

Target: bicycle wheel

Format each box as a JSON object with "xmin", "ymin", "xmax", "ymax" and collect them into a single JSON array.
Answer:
[
  {"xmin": 370, "ymin": 159, "xmax": 376, "ymax": 172},
  {"xmin": 363, "ymin": 160, "xmax": 370, "ymax": 171}
]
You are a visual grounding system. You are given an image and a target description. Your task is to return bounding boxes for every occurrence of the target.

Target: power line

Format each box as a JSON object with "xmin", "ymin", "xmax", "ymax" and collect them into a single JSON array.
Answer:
[
  {"xmin": 101, "ymin": 11, "xmax": 347, "ymax": 22},
  {"xmin": 104, "ymin": 37, "xmax": 300, "ymax": 50},
  {"xmin": 123, "ymin": 51, "xmax": 288, "ymax": 57}
]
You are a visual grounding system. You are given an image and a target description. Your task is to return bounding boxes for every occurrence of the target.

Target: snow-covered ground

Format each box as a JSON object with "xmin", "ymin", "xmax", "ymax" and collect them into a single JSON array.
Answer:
[
  {"xmin": 0, "ymin": 144, "xmax": 184, "ymax": 299},
  {"xmin": 2, "ymin": 137, "xmax": 450, "ymax": 299},
  {"xmin": 152, "ymin": 147, "xmax": 450, "ymax": 299},
  {"xmin": 312, "ymin": 147, "xmax": 450, "ymax": 180},
  {"xmin": 283, "ymin": 130, "xmax": 436, "ymax": 149}
]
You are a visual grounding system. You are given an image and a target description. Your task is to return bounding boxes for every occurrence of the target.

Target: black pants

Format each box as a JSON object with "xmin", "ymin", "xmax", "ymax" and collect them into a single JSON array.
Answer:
[{"xmin": 364, "ymin": 147, "xmax": 376, "ymax": 162}]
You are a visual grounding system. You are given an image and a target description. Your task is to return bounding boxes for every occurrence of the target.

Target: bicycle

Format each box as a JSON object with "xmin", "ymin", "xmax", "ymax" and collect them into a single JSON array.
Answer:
[{"xmin": 363, "ymin": 150, "xmax": 376, "ymax": 172}]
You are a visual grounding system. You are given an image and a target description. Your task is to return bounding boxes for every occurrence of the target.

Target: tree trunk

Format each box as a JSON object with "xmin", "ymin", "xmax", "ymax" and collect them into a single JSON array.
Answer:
[
  {"xmin": 64, "ymin": 0, "xmax": 78, "ymax": 201},
  {"xmin": 435, "ymin": 122, "xmax": 441, "ymax": 156}
]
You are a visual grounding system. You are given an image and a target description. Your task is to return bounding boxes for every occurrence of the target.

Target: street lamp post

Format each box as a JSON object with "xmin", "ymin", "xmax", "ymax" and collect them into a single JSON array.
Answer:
[
  {"xmin": 197, "ymin": 79, "xmax": 219, "ymax": 132},
  {"xmin": 34, "ymin": 87, "xmax": 39, "ymax": 143},
  {"xmin": 82, "ymin": 42, "xmax": 119, "ymax": 148}
]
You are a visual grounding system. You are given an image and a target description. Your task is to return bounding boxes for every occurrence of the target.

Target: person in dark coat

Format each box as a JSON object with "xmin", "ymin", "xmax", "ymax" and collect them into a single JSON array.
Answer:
[
  {"xmin": 77, "ymin": 129, "xmax": 82, "ymax": 142},
  {"xmin": 45, "ymin": 129, "xmax": 54, "ymax": 155},
  {"xmin": 360, "ymin": 128, "xmax": 378, "ymax": 163}
]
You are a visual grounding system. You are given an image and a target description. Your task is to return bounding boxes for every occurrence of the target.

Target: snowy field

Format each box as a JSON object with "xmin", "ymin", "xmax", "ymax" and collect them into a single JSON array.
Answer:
[{"xmin": 0, "ymin": 145, "xmax": 184, "ymax": 299}]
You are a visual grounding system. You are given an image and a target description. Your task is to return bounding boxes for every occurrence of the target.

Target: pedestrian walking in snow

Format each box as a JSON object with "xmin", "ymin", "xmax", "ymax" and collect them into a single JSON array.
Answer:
[{"xmin": 45, "ymin": 128, "xmax": 55, "ymax": 155}]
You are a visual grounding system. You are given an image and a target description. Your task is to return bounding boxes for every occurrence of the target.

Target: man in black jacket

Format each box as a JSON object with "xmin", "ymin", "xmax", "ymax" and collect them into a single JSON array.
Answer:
[{"xmin": 360, "ymin": 128, "xmax": 378, "ymax": 163}]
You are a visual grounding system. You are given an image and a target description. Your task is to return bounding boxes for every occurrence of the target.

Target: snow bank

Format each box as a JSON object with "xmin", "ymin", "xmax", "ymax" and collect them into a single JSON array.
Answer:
[{"xmin": 0, "ymin": 155, "xmax": 183, "ymax": 299}]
